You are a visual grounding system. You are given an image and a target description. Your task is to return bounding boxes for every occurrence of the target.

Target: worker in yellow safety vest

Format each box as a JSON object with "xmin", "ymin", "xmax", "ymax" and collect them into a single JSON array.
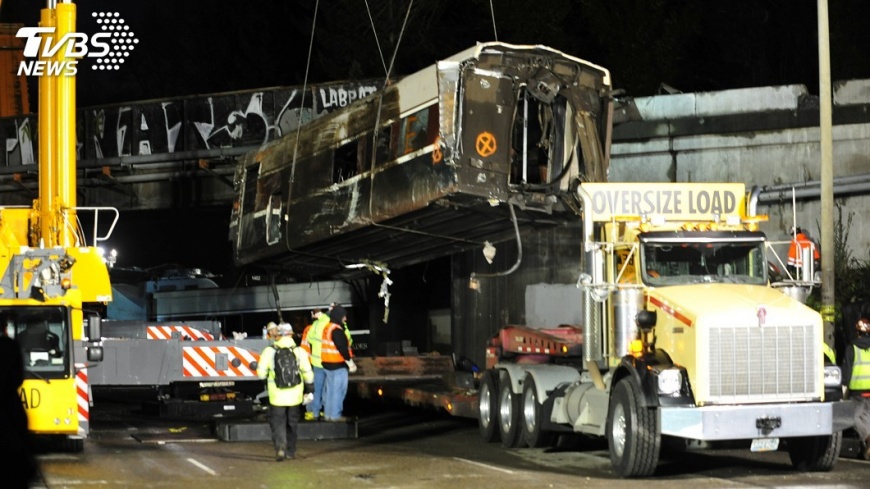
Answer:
[
  {"xmin": 300, "ymin": 309, "xmax": 329, "ymax": 421},
  {"xmin": 256, "ymin": 324, "xmax": 314, "ymax": 461},
  {"xmin": 843, "ymin": 317, "xmax": 870, "ymax": 460}
]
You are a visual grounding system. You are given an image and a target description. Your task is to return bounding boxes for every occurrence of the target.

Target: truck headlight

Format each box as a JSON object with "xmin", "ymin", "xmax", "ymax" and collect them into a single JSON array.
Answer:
[
  {"xmin": 658, "ymin": 368, "xmax": 682, "ymax": 396},
  {"xmin": 824, "ymin": 365, "xmax": 841, "ymax": 387}
]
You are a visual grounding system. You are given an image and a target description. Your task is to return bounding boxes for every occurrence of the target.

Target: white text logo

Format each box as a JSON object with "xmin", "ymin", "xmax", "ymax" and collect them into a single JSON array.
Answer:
[{"xmin": 16, "ymin": 11, "xmax": 138, "ymax": 76}]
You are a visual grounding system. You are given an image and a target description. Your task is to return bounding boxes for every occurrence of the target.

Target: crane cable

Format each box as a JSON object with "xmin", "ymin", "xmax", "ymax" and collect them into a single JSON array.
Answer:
[
  {"xmin": 363, "ymin": 0, "xmax": 389, "ymax": 77},
  {"xmin": 364, "ymin": 0, "xmax": 481, "ymax": 248},
  {"xmin": 489, "ymin": 0, "xmax": 499, "ymax": 41},
  {"xmin": 289, "ymin": 0, "xmax": 320, "ymax": 200}
]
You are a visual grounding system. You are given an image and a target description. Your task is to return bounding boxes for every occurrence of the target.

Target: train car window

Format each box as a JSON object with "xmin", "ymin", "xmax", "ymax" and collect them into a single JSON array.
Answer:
[
  {"xmin": 333, "ymin": 140, "xmax": 360, "ymax": 183},
  {"xmin": 372, "ymin": 127, "xmax": 391, "ymax": 167},
  {"xmin": 401, "ymin": 107, "xmax": 431, "ymax": 155},
  {"xmin": 266, "ymin": 194, "xmax": 282, "ymax": 245},
  {"xmin": 242, "ymin": 165, "xmax": 259, "ymax": 214}
]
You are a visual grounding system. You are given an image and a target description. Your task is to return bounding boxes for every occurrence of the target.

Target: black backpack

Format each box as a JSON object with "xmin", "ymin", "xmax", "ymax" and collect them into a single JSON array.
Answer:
[{"xmin": 273, "ymin": 346, "xmax": 302, "ymax": 388}]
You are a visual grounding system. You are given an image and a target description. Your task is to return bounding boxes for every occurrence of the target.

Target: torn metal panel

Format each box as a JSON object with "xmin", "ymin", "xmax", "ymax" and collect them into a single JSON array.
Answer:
[{"xmin": 229, "ymin": 42, "xmax": 613, "ymax": 278}]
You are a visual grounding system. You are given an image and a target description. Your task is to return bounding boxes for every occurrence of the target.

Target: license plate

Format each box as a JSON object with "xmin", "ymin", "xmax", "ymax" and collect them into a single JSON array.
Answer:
[{"xmin": 751, "ymin": 437, "xmax": 779, "ymax": 452}]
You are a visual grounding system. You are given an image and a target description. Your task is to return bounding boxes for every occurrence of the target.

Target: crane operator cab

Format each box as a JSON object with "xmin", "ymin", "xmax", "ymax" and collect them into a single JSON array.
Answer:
[{"xmin": 8, "ymin": 313, "xmax": 67, "ymax": 370}]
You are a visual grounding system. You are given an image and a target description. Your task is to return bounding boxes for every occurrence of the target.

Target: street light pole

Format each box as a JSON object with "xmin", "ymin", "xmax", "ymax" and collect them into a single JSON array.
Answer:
[{"xmin": 817, "ymin": 0, "xmax": 835, "ymax": 346}]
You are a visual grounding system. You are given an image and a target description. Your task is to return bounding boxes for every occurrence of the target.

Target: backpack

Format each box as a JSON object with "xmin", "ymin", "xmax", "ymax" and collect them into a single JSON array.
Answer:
[{"xmin": 273, "ymin": 346, "xmax": 302, "ymax": 388}]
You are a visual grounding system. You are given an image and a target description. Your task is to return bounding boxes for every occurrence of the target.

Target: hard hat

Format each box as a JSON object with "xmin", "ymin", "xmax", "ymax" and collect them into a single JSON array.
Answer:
[
  {"xmin": 277, "ymin": 323, "xmax": 294, "ymax": 336},
  {"xmin": 266, "ymin": 321, "xmax": 278, "ymax": 332},
  {"xmin": 857, "ymin": 318, "xmax": 870, "ymax": 335}
]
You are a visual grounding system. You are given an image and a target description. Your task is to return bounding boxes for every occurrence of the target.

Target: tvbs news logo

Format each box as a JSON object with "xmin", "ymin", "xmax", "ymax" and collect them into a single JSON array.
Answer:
[{"xmin": 16, "ymin": 11, "xmax": 138, "ymax": 76}]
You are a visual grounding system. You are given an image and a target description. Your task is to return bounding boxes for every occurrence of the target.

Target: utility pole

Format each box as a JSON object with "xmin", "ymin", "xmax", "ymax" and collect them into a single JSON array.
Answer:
[{"xmin": 817, "ymin": 0, "xmax": 835, "ymax": 346}]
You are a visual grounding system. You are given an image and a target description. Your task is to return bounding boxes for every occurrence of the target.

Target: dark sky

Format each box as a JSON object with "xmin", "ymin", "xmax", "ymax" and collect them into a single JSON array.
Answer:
[{"xmin": 3, "ymin": 0, "xmax": 870, "ymax": 109}]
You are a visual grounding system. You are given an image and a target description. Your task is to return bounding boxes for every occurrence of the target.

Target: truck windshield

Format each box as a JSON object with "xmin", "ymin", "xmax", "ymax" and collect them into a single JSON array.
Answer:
[
  {"xmin": 2, "ymin": 306, "xmax": 70, "ymax": 379},
  {"xmin": 641, "ymin": 239, "xmax": 767, "ymax": 286}
]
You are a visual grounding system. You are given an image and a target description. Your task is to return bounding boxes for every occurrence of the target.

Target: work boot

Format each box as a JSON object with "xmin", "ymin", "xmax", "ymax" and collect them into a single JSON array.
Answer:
[
  {"xmin": 276, "ymin": 449, "xmax": 285, "ymax": 462},
  {"xmin": 304, "ymin": 411, "xmax": 314, "ymax": 421}
]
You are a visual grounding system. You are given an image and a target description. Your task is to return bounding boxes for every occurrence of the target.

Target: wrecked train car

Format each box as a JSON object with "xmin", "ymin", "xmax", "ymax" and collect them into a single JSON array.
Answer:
[{"xmin": 229, "ymin": 42, "xmax": 612, "ymax": 278}]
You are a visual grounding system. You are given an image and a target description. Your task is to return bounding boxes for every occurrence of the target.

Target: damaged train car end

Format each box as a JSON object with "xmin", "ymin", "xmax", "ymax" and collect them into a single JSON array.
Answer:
[{"xmin": 229, "ymin": 42, "xmax": 613, "ymax": 278}]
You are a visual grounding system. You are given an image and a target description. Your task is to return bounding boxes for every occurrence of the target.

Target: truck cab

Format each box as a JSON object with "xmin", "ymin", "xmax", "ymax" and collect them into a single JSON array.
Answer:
[{"xmin": 479, "ymin": 182, "xmax": 854, "ymax": 478}]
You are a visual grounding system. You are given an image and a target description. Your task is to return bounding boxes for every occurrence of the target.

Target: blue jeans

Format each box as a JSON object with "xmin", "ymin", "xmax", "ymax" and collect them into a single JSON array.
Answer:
[
  {"xmin": 323, "ymin": 367, "xmax": 348, "ymax": 420},
  {"xmin": 306, "ymin": 367, "xmax": 326, "ymax": 418}
]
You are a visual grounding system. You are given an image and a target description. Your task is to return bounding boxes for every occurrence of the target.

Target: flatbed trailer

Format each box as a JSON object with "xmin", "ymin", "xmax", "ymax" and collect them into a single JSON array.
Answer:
[{"xmin": 349, "ymin": 356, "xmax": 478, "ymax": 419}]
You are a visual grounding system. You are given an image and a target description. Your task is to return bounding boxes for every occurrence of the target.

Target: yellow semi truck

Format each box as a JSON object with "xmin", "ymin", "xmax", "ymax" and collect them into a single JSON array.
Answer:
[
  {"xmin": 0, "ymin": 0, "xmax": 113, "ymax": 451},
  {"xmin": 478, "ymin": 181, "xmax": 854, "ymax": 477}
]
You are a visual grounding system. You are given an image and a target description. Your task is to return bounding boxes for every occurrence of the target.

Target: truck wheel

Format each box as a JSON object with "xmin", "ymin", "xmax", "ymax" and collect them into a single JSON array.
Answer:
[
  {"xmin": 787, "ymin": 431, "xmax": 841, "ymax": 471},
  {"xmin": 478, "ymin": 369, "xmax": 501, "ymax": 442},
  {"xmin": 498, "ymin": 372, "xmax": 523, "ymax": 448},
  {"xmin": 606, "ymin": 377, "xmax": 661, "ymax": 477},
  {"xmin": 521, "ymin": 375, "xmax": 555, "ymax": 448}
]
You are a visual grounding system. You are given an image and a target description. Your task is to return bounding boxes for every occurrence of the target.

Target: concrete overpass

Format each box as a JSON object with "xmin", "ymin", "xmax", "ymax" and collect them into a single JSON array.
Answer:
[
  {"xmin": 0, "ymin": 79, "xmax": 381, "ymax": 209},
  {"xmin": 610, "ymin": 79, "xmax": 870, "ymax": 250}
]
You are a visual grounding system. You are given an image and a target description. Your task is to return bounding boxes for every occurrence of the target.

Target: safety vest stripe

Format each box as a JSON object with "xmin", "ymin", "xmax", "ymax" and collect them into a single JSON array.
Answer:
[
  {"xmin": 850, "ymin": 346, "xmax": 870, "ymax": 390},
  {"xmin": 320, "ymin": 324, "xmax": 344, "ymax": 363},
  {"xmin": 302, "ymin": 324, "xmax": 324, "ymax": 359}
]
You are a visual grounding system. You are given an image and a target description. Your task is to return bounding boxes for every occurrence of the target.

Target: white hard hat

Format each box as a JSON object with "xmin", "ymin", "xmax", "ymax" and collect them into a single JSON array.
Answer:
[
  {"xmin": 266, "ymin": 321, "xmax": 278, "ymax": 331},
  {"xmin": 277, "ymin": 323, "xmax": 294, "ymax": 336}
]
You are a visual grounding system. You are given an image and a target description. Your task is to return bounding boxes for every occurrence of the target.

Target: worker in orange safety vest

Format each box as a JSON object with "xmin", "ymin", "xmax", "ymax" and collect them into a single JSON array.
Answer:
[
  {"xmin": 320, "ymin": 305, "xmax": 356, "ymax": 422},
  {"xmin": 787, "ymin": 227, "xmax": 820, "ymax": 279}
]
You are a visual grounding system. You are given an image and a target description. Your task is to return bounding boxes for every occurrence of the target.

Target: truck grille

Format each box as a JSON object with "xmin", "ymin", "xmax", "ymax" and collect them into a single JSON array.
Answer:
[{"xmin": 706, "ymin": 324, "xmax": 818, "ymax": 403}]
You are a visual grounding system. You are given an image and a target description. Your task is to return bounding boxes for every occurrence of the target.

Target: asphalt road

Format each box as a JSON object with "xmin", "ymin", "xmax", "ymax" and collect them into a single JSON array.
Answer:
[{"xmin": 28, "ymin": 399, "xmax": 870, "ymax": 489}]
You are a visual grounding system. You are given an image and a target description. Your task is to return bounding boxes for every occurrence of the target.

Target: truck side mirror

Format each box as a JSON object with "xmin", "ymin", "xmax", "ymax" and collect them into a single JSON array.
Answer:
[
  {"xmin": 86, "ymin": 314, "xmax": 102, "ymax": 341},
  {"xmin": 87, "ymin": 346, "xmax": 103, "ymax": 362},
  {"xmin": 636, "ymin": 310, "xmax": 657, "ymax": 331}
]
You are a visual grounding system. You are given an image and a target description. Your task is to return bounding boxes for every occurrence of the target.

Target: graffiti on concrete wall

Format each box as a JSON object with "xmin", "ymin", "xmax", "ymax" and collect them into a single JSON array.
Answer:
[
  {"xmin": 2, "ymin": 116, "xmax": 36, "ymax": 166},
  {"xmin": 0, "ymin": 79, "xmax": 381, "ymax": 167}
]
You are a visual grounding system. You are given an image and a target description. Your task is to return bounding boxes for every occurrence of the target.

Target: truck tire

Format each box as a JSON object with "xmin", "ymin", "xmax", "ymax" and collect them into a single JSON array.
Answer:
[
  {"xmin": 606, "ymin": 377, "xmax": 661, "ymax": 477},
  {"xmin": 521, "ymin": 375, "xmax": 555, "ymax": 448},
  {"xmin": 478, "ymin": 369, "xmax": 501, "ymax": 443},
  {"xmin": 498, "ymin": 372, "xmax": 523, "ymax": 448},
  {"xmin": 787, "ymin": 431, "xmax": 841, "ymax": 471}
]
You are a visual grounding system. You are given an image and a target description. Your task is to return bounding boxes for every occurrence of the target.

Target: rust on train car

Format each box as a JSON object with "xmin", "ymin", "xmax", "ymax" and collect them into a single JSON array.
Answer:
[{"xmin": 229, "ymin": 43, "xmax": 612, "ymax": 278}]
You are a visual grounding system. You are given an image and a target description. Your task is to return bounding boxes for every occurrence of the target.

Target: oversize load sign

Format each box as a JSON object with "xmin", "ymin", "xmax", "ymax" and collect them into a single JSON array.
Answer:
[{"xmin": 582, "ymin": 182, "xmax": 746, "ymax": 222}]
